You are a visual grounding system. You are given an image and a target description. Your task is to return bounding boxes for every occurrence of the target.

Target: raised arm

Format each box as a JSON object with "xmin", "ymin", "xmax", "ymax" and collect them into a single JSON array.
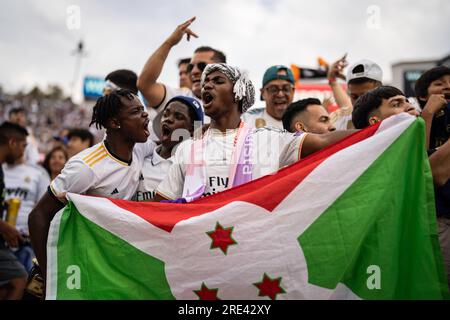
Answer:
[
  {"xmin": 137, "ymin": 17, "xmax": 198, "ymax": 108},
  {"xmin": 420, "ymin": 93, "xmax": 447, "ymax": 149},
  {"xmin": 328, "ymin": 54, "xmax": 353, "ymax": 113}
]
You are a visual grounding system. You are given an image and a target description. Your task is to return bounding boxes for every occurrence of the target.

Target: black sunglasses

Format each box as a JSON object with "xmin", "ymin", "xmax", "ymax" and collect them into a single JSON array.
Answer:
[{"xmin": 187, "ymin": 62, "xmax": 208, "ymax": 73}]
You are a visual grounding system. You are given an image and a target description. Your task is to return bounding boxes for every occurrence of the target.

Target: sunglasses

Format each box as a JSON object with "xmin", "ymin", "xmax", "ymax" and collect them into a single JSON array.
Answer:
[{"xmin": 187, "ymin": 62, "xmax": 208, "ymax": 73}]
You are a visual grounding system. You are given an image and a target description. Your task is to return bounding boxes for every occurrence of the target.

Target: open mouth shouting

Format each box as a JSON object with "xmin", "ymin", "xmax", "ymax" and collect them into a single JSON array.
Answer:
[
  {"xmin": 273, "ymin": 99, "xmax": 288, "ymax": 110},
  {"xmin": 202, "ymin": 91, "xmax": 215, "ymax": 108},
  {"xmin": 143, "ymin": 118, "xmax": 150, "ymax": 137},
  {"xmin": 161, "ymin": 123, "xmax": 173, "ymax": 141}
]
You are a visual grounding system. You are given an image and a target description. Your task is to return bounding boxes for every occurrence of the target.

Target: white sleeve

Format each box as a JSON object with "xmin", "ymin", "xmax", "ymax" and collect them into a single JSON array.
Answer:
[
  {"xmin": 278, "ymin": 132, "xmax": 309, "ymax": 166},
  {"xmin": 50, "ymin": 159, "xmax": 96, "ymax": 199},
  {"xmin": 155, "ymin": 143, "xmax": 186, "ymax": 200}
]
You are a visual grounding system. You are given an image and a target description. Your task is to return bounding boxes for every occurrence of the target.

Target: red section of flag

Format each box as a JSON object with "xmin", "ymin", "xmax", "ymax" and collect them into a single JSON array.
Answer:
[{"xmin": 110, "ymin": 124, "xmax": 380, "ymax": 232}]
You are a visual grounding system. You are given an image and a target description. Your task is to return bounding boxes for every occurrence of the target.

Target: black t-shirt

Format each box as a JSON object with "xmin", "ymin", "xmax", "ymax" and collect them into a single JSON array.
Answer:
[
  {"xmin": 435, "ymin": 181, "xmax": 450, "ymax": 219},
  {"xmin": 428, "ymin": 148, "xmax": 450, "ymax": 218},
  {"xmin": 429, "ymin": 106, "xmax": 450, "ymax": 150},
  {"xmin": 0, "ymin": 165, "xmax": 5, "ymax": 248},
  {"xmin": 0, "ymin": 165, "xmax": 5, "ymax": 220}
]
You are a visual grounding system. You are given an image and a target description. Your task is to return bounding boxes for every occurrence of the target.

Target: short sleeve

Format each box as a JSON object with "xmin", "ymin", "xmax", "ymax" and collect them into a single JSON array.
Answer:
[
  {"xmin": 50, "ymin": 159, "xmax": 96, "ymax": 200},
  {"xmin": 278, "ymin": 132, "xmax": 308, "ymax": 167},
  {"xmin": 155, "ymin": 142, "xmax": 188, "ymax": 200}
]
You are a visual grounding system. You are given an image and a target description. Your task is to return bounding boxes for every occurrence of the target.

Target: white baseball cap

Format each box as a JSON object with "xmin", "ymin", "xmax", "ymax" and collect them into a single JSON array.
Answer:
[{"xmin": 346, "ymin": 59, "xmax": 383, "ymax": 83}]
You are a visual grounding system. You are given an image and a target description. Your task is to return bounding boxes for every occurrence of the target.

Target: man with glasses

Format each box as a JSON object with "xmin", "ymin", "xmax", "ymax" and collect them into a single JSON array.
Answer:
[
  {"xmin": 243, "ymin": 65, "xmax": 295, "ymax": 129},
  {"xmin": 137, "ymin": 17, "xmax": 226, "ymax": 118}
]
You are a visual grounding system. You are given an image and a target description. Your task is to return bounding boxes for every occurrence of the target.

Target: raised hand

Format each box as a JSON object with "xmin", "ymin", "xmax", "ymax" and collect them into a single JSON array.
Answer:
[
  {"xmin": 422, "ymin": 94, "xmax": 447, "ymax": 116},
  {"xmin": 165, "ymin": 17, "xmax": 199, "ymax": 47},
  {"xmin": 328, "ymin": 53, "xmax": 348, "ymax": 82}
]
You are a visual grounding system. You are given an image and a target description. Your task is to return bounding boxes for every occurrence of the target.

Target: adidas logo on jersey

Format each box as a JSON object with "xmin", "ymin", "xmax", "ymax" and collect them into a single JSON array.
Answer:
[
  {"xmin": 111, "ymin": 188, "xmax": 119, "ymax": 195},
  {"xmin": 139, "ymin": 174, "xmax": 144, "ymax": 181}
]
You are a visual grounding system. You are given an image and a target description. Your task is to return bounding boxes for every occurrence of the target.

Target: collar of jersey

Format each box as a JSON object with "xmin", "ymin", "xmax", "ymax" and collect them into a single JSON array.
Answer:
[
  {"xmin": 103, "ymin": 140, "xmax": 132, "ymax": 166},
  {"xmin": 153, "ymin": 145, "xmax": 173, "ymax": 166}
]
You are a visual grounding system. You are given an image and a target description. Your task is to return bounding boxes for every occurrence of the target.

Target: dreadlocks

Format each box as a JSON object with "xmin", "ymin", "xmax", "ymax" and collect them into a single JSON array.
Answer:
[{"xmin": 90, "ymin": 89, "xmax": 135, "ymax": 130}]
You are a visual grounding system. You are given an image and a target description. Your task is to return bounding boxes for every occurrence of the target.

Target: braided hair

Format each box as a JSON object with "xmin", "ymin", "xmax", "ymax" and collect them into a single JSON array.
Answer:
[{"xmin": 90, "ymin": 89, "xmax": 135, "ymax": 130}]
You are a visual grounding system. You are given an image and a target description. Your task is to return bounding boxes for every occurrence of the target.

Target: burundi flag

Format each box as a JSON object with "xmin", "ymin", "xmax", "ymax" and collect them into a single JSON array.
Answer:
[{"xmin": 46, "ymin": 114, "xmax": 449, "ymax": 300}]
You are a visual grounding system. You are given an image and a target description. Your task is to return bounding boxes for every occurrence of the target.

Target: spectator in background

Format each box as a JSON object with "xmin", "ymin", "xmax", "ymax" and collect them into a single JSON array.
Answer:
[
  {"xmin": 0, "ymin": 122, "xmax": 28, "ymax": 300},
  {"xmin": 282, "ymin": 98, "xmax": 335, "ymax": 134},
  {"xmin": 8, "ymin": 107, "xmax": 40, "ymax": 165},
  {"xmin": 328, "ymin": 58, "xmax": 383, "ymax": 130},
  {"xmin": 414, "ymin": 66, "xmax": 450, "ymax": 290},
  {"xmin": 42, "ymin": 146, "xmax": 68, "ymax": 180},
  {"xmin": 414, "ymin": 66, "xmax": 450, "ymax": 150},
  {"xmin": 3, "ymin": 154, "xmax": 50, "ymax": 273},
  {"xmin": 178, "ymin": 58, "xmax": 192, "ymax": 89},
  {"xmin": 104, "ymin": 69, "xmax": 138, "ymax": 95},
  {"xmin": 243, "ymin": 65, "xmax": 295, "ymax": 129},
  {"xmin": 51, "ymin": 128, "xmax": 69, "ymax": 149},
  {"xmin": 66, "ymin": 128, "xmax": 94, "ymax": 158}
]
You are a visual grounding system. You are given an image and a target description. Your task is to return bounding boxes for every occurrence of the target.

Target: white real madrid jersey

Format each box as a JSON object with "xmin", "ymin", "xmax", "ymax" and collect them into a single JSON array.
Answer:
[
  {"xmin": 50, "ymin": 139, "xmax": 156, "ymax": 202},
  {"xmin": 3, "ymin": 163, "xmax": 50, "ymax": 235}
]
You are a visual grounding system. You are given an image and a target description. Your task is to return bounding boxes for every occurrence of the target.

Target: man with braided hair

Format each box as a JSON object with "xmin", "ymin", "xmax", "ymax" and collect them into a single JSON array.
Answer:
[
  {"xmin": 28, "ymin": 89, "xmax": 156, "ymax": 281},
  {"xmin": 155, "ymin": 64, "xmax": 357, "ymax": 202}
]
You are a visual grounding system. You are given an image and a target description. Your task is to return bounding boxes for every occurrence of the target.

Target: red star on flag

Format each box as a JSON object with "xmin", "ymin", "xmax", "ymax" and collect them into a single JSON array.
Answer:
[
  {"xmin": 206, "ymin": 222, "xmax": 237, "ymax": 255},
  {"xmin": 193, "ymin": 282, "xmax": 220, "ymax": 300},
  {"xmin": 253, "ymin": 273, "xmax": 286, "ymax": 300}
]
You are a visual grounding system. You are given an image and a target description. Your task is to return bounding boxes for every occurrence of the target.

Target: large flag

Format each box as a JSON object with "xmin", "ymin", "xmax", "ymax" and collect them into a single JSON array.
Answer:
[{"xmin": 47, "ymin": 114, "xmax": 449, "ymax": 300}]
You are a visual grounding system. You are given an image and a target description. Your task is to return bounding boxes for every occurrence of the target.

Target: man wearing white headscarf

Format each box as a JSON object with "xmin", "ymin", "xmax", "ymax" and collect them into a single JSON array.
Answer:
[{"xmin": 155, "ymin": 64, "xmax": 356, "ymax": 202}]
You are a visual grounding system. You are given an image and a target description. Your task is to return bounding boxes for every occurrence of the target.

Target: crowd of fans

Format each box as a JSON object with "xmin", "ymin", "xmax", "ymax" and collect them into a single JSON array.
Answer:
[
  {"xmin": 0, "ymin": 17, "xmax": 449, "ymax": 299},
  {"xmin": 0, "ymin": 89, "xmax": 92, "ymax": 158}
]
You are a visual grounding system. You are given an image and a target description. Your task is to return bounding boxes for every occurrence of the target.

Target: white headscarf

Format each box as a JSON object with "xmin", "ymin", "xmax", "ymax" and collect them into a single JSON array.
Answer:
[{"xmin": 201, "ymin": 63, "xmax": 255, "ymax": 113}]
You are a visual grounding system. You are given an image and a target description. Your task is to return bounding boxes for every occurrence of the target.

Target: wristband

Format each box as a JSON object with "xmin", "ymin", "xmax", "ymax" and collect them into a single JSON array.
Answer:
[{"xmin": 328, "ymin": 77, "xmax": 337, "ymax": 85}]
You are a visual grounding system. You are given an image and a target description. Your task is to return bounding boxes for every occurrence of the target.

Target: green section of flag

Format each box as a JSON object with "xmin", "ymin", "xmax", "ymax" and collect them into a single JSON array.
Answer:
[
  {"xmin": 299, "ymin": 119, "xmax": 449, "ymax": 299},
  {"xmin": 56, "ymin": 202, "xmax": 175, "ymax": 300}
]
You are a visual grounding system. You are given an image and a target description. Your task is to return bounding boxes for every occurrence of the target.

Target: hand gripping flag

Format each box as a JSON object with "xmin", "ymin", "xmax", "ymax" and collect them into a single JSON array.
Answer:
[{"xmin": 47, "ymin": 114, "xmax": 449, "ymax": 300}]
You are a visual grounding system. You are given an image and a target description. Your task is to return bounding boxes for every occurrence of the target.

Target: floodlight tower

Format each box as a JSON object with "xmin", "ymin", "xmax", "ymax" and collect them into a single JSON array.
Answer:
[{"xmin": 71, "ymin": 39, "xmax": 88, "ymax": 102}]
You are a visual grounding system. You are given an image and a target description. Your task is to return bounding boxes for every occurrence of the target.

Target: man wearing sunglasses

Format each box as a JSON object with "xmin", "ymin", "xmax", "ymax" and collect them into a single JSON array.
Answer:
[
  {"xmin": 137, "ymin": 17, "xmax": 226, "ymax": 117},
  {"xmin": 243, "ymin": 65, "xmax": 296, "ymax": 129}
]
